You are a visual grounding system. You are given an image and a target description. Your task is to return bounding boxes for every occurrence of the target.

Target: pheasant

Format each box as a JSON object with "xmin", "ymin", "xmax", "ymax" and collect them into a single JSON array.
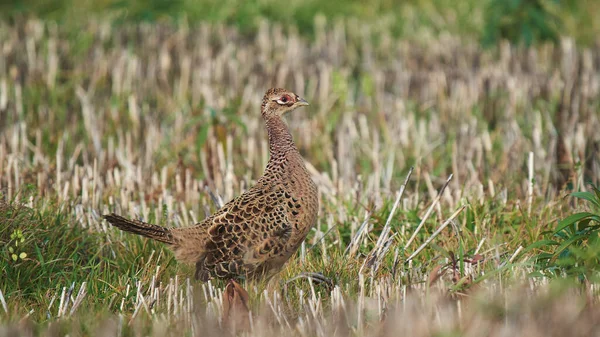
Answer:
[{"xmin": 104, "ymin": 88, "xmax": 319, "ymax": 282}]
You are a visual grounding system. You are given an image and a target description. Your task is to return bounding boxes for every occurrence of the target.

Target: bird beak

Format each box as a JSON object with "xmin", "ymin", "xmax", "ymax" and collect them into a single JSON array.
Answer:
[{"xmin": 296, "ymin": 97, "xmax": 309, "ymax": 106}]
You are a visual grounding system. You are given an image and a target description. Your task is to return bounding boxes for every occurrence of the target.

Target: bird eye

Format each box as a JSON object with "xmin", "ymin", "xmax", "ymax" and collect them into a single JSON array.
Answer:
[{"xmin": 275, "ymin": 94, "xmax": 293, "ymax": 105}]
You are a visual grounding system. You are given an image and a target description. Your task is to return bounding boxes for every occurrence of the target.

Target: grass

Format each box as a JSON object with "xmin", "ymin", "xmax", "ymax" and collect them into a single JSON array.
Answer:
[
  {"xmin": 0, "ymin": 16, "xmax": 600, "ymax": 336},
  {"xmin": 2, "ymin": 0, "xmax": 600, "ymax": 46}
]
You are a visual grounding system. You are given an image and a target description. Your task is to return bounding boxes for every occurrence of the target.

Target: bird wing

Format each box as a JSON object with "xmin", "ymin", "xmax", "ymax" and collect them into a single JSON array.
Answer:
[{"xmin": 193, "ymin": 184, "xmax": 295, "ymax": 281}]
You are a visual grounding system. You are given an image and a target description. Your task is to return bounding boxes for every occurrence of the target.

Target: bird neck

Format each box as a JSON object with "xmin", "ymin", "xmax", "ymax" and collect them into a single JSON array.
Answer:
[{"xmin": 265, "ymin": 115, "xmax": 297, "ymax": 157}]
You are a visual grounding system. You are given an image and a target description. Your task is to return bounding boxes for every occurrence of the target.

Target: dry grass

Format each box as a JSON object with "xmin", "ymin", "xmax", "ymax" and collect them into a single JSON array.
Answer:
[{"xmin": 0, "ymin": 18, "xmax": 599, "ymax": 336}]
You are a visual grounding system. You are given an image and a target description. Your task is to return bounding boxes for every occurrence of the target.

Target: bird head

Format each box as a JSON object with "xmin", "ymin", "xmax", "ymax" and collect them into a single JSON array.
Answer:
[{"xmin": 261, "ymin": 88, "xmax": 309, "ymax": 119}]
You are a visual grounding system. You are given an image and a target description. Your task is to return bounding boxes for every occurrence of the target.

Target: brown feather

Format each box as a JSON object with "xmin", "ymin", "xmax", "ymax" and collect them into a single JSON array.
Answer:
[{"xmin": 103, "ymin": 213, "xmax": 174, "ymax": 244}]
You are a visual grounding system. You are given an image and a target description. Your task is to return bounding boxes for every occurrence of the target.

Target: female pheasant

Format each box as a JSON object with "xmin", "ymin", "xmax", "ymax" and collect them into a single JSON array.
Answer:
[{"xmin": 104, "ymin": 88, "xmax": 318, "ymax": 282}]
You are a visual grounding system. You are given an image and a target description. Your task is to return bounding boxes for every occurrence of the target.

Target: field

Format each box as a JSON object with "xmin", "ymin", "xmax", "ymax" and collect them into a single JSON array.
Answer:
[{"xmin": 1, "ymin": 10, "xmax": 600, "ymax": 337}]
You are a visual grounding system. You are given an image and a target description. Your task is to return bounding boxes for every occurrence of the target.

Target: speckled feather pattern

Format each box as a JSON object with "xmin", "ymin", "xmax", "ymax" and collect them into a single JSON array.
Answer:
[{"xmin": 104, "ymin": 88, "xmax": 318, "ymax": 282}]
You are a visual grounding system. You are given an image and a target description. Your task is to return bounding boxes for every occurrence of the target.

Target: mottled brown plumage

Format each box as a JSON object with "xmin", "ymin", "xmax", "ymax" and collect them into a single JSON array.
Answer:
[{"xmin": 104, "ymin": 88, "xmax": 318, "ymax": 282}]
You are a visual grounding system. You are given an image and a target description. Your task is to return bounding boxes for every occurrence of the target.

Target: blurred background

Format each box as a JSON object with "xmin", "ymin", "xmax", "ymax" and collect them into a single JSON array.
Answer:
[
  {"xmin": 1, "ymin": 0, "xmax": 599, "ymax": 46},
  {"xmin": 1, "ymin": 1, "xmax": 600, "ymax": 336}
]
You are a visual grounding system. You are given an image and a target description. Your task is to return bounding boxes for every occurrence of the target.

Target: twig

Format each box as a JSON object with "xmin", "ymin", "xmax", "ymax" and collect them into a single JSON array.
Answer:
[
  {"xmin": 344, "ymin": 211, "xmax": 372, "ymax": 256},
  {"xmin": 285, "ymin": 272, "xmax": 333, "ymax": 289},
  {"xmin": 69, "ymin": 282, "xmax": 88, "ymax": 316},
  {"xmin": 527, "ymin": 152, "xmax": 534, "ymax": 216},
  {"xmin": 405, "ymin": 174, "xmax": 453, "ymax": 248},
  {"xmin": 405, "ymin": 205, "xmax": 466, "ymax": 263},
  {"xmin": 360, "ymin": 167, "xmax": 413, "ymax": 274},
  {"xmin": 0, "ymin": 288, "xmax": 7, "ymax": 314},
  {"xmin": 376, "ymin": 167, "xmax": 413, "ymax": 250}
]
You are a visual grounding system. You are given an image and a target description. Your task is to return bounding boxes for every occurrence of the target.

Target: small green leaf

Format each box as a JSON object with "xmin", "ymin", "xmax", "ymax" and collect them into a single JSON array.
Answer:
[
  {"xmin": 555, "ymin": 212, "xmax": 596, "ymax": 234},
  {"xmin": 11, "ymin": 254, "xmax": 17, "ymax": 261},
  {"xmin": 533, "ymin": 252, "xmax": 554, "ymax": 261},
  {"xmin": 591, "ymin": 185, "xmax": 600, "ymax": 201},
  {"xmin": 19, "ymin": 252, "xmax": 27, "ymax": 259},
  {"xmin": 553, "ymin": 234, "xmax": 587, "ymax": 258},
  {"xmin": 8, "ymin": 247, "xmax": 14, "ymax": 253},
  {"xmin": 571, "ymin": 191, "xmax": 600, "ymax": 209},
  {"xmin": 524, "ymin": 239, "xmax": 559, "ymax": 252}
]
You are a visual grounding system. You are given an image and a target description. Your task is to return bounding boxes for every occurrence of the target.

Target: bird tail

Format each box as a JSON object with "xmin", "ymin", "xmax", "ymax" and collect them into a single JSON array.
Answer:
[{"xmin": 103, "ymin": 213, "xmax": 174, "ymax": 244}]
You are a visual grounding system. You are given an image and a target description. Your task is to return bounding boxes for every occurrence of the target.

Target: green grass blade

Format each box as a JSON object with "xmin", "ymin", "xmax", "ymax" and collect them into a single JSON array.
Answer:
[{"xmin": 554, "ymin": 212, "xmax": 597, "ymax": 234}]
